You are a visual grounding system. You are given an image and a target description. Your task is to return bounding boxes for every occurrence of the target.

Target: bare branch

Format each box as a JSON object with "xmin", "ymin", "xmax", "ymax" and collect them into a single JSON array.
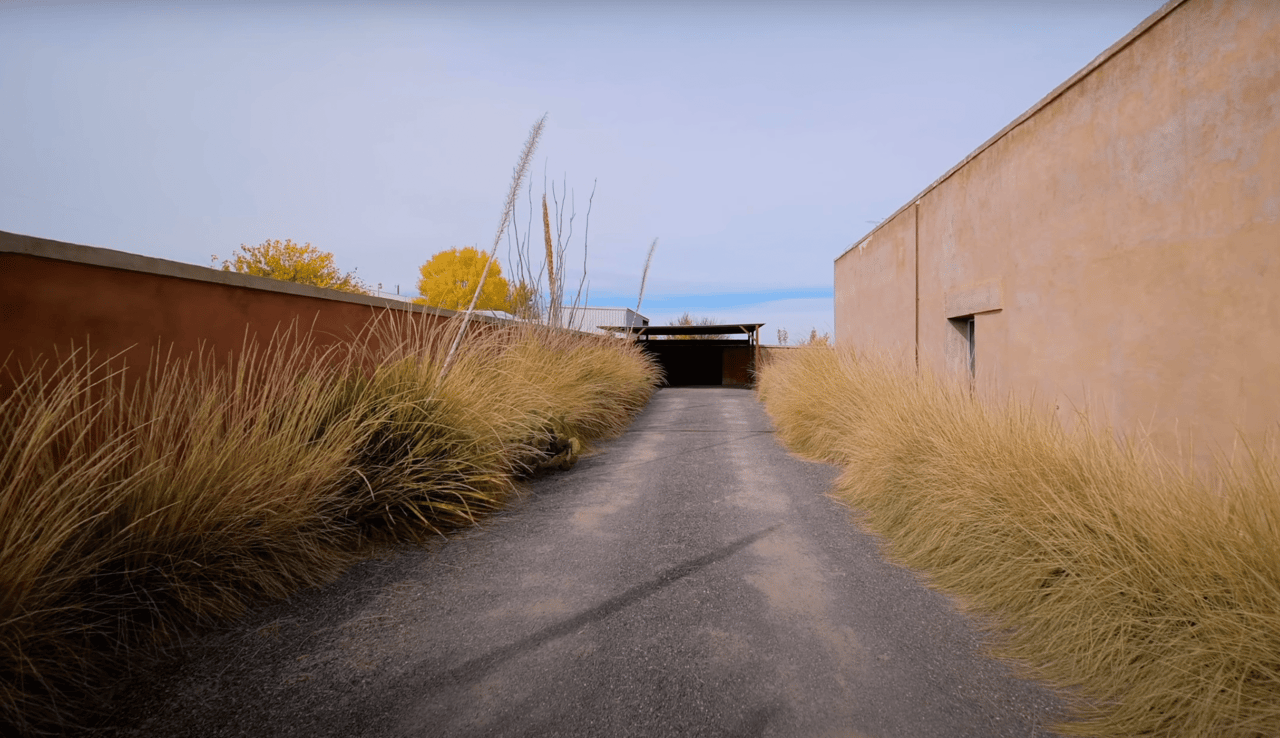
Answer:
[
  {"xmin": 542, "ymin": 193, "xmax": 555, "ymax": 327},
  {"xmin": 569, "ymin": 180, "xmax": 596, "ymax": 319}
]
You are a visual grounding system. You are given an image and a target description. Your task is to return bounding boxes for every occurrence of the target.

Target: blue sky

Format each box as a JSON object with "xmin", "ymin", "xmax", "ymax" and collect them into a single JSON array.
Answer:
[{"xmin": 1, "ymin": 0, "xmax": 1165, "ymax": 342}]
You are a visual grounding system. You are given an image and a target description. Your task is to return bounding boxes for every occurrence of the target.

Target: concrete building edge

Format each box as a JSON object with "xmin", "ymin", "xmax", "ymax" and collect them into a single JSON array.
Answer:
[{"xmin": 833, "ymin": 0, "xmax": 1189, "ymax": 263}]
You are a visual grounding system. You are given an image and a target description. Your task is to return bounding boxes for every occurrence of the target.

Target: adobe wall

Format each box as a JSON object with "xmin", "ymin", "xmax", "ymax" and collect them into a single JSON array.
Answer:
[
  {"xmin": 833, "ymin": 207, "xmax": 917, "ymax": 365},
  {"xmin": 0, "ymin": 230, "xmax": 455, "ymax": 382},
  {"xmin": 834, "ymin": 0, "xmax": 1280, "ymax": 463}
]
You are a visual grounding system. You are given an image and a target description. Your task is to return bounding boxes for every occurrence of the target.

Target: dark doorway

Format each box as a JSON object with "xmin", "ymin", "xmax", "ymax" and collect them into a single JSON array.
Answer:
[
  {"xmin": 599, "ymin": 323, "xmax": 764, "ymax": 388},
  {"xmin": 643, "ymin": 342, "xmax": 725, "ymax": 386}
]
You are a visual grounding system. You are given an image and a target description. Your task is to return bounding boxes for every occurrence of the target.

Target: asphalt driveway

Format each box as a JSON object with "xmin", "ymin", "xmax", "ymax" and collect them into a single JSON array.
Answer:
[{"xmin": 91, "ymin": 387, "xmax": 1065, "ymax": 738}]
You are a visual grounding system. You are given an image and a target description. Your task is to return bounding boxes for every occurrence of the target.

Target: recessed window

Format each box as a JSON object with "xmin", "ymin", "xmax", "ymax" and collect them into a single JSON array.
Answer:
[{"xmin": 949, "ymin": 315, "xmax": 975, "ymax": 385}]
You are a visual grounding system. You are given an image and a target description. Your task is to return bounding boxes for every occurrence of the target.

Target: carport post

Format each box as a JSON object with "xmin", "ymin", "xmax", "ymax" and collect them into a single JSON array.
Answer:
[{"xmin": 752, "ymin": 326, "xmax": 759, "ymax": 386}]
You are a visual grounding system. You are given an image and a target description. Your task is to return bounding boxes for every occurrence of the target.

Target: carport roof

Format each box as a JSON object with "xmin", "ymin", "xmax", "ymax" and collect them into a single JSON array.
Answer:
[{"xmin": 599, "ymin": 323, "xmax": 765, "ymax": 337}]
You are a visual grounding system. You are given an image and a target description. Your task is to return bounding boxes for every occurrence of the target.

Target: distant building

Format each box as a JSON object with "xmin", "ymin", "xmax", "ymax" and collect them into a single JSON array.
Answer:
[
  {"xmin": 557, "ymin": 307, "xmax": 649, "ymax": 335},
  {"xmin": 473, "ymin": 309, "xmax": 520, "ymax": 322},
  {"xmin": 369, "ymin": 289, "xmax": 415, "ymax": 303}
]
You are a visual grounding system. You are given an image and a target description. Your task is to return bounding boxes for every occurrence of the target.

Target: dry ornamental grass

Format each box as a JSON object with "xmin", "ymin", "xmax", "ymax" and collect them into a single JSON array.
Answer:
[
  {"xmin": 0, "ymin": 312, "xmax": 660, "ymax": 735},
  {"xmin": 758, "ymin": 347, "xmax": 1280, "ymax": 738}
]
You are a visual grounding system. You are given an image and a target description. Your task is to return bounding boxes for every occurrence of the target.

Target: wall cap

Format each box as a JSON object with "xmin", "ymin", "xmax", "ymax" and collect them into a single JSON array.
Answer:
[
  {"xmin": 836, "ymin": 0, "xmax": 1189, "ymax": 264},
  {"xmin": 0, "ymin": 228, "xmax": 460, "ymax": 319}
]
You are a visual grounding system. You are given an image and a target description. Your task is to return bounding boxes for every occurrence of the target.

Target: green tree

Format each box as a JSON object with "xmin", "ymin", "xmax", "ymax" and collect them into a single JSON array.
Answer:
[
  {"xmin": 415, "ymin": 247, "xmax": 513, "ymax": 312},
  {"xmin": 212, "ymin": 239, "xmax": 368, "ymax": 294}
]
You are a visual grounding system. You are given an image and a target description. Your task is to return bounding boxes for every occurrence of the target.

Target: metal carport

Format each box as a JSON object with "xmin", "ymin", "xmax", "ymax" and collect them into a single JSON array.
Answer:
[{"xmin": 600, "ymin": 323, "xmax": 765, "ymax": 387}]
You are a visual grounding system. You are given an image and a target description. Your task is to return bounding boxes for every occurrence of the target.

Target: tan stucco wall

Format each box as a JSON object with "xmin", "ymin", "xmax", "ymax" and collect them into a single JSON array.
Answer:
[
  {"xmin": 833, "ymin": 206, "xmax": 917, "ymax": 365},
  {"xmin": 0, "ymin": 230, "xmax": 455, "ymax": 384},
  {"xmin": 834, "ymin": 0, "xmax": 1280, "ymax": 463}
]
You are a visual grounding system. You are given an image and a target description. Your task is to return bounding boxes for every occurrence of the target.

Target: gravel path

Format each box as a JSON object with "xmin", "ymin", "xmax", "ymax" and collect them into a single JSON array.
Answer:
[{"xmin": 88, "ymin": 387, "xmax": 1066, "ymax": 738}]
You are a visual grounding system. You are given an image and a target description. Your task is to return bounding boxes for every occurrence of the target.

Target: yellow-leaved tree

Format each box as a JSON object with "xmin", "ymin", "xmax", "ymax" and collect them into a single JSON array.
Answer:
[
  {"xmin": 415, "ymin": 247, "xmax": 516, "ymax": 312},
  {"xmin": 212, "ymin": 239, "xmax": 368, "ymax": 294}
]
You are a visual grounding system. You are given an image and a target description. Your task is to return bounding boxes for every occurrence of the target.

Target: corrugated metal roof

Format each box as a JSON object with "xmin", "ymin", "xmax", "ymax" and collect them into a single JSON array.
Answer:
[
  {"xmin": 558, "ymin": 306, "xmax": 649, "ymax": 334},
  {"xmin": 600, "ymin": 324, "xmax": 764, "ymax": 337}
]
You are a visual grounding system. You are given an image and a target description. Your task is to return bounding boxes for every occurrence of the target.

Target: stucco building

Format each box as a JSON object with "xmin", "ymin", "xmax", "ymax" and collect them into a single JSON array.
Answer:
[{"xmin": 834, "ymin": 0, "xmax": 1279, "ymax": 464}]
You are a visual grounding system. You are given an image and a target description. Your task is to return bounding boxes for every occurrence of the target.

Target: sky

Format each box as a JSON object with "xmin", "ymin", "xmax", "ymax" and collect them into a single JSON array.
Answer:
[{"xmin": 1, "ymin": 0, "xmax": 1168, "ymax": 343}]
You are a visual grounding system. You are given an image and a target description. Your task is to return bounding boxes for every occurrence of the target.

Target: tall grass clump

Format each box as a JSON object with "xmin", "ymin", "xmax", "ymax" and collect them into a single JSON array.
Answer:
[
  {"xmin": 0, "ymin": 312, "xmax": 660, "ymax": 735},
  {"xmin": 758, "ymin": 347, "xmax": 1280, "ymax": 738}
]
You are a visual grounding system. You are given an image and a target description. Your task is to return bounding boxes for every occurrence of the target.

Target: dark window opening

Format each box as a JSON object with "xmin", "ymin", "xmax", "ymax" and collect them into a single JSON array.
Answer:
[{"xmin": 949, "ymin": 315, "xmax": 975, "ymax": 385}]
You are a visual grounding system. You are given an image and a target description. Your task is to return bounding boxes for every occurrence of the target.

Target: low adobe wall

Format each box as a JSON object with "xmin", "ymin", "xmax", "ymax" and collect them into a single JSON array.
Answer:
[{"xmin": 0, "ymin": 230, "xmax": 456, "ymax": 383}]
